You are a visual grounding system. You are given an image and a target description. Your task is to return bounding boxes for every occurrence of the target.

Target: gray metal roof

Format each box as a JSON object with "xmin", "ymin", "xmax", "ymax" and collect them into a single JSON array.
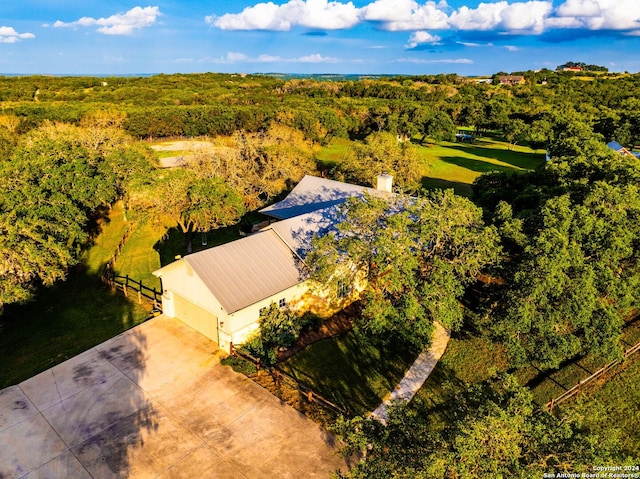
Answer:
[
  {"xmin": 182, "ymin": 229, "xmax": 307, "ymax": 314},
  {"xmin": 158, "ymin": 176, "xmax": 394, "ymax": 314},
  {"xmin": 266, "ymin": 206, "xmax": 342, "ymax": 258},
  {"xmin": 260, "ymin": 175, "xmax": 375, "ymax": 219}
]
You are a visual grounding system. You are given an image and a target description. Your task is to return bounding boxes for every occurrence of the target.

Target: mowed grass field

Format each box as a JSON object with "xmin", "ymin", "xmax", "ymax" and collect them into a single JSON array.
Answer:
[{"xmin": 318, "ymin": 136, "xmax": 546, "ymax": 196}]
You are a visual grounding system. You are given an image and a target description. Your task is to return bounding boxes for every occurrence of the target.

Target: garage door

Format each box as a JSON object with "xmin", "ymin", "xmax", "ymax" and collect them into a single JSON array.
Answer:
[{"xmin": 171, "ymin": 293, "xmax": 219, "ymax": 344}]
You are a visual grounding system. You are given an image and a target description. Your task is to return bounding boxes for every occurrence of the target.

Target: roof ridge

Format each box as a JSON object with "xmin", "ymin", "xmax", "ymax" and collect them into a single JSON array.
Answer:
[{"xmin": 263, "ymin": 225, "xmax": 309, "ymax": 270}]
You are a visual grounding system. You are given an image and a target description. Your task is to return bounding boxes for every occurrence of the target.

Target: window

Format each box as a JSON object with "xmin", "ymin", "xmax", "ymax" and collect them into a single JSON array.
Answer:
[
  {"xmin": 337, "ymin": 280, "xmax": 351, "ymax": 298},
  {"xmin": 278, "ymin": 298, "xmax": 286, "ymax": 308}
]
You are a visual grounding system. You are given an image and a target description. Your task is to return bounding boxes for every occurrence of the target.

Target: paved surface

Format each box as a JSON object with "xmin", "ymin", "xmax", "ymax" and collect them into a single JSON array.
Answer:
[
  {"xmin": 371, "ymin": 322, "xmax": 451, "ymax": 423},
  {"xmin": 0, "ymin": 315, "xmax": 348, "ymax": 478}
]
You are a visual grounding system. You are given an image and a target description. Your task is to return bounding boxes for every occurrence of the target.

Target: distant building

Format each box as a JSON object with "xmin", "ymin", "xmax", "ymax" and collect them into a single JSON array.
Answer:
[
  {"xmin": 563, "ymin": 66, "xmax": 583, "ymax": 72},
  {"xmin": 607, "ymin": 141, "xmax": 636, "ymax": 157},
  {"xmin": 498, "ymin": 75, "xmax": 526, "ymax": 85}
]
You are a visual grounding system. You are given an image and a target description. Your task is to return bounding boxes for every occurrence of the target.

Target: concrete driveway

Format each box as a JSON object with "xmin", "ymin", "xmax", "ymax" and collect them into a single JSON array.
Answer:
[{"xmin": 0, "ymin": 315, "xmax": 349, "ymax": 478}]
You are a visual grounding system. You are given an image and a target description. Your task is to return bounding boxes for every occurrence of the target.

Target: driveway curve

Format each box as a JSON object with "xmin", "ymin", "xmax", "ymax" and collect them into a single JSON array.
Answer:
[{"xmin": 0, "ymin": 315, "xmax": 348, "ymax": 478}]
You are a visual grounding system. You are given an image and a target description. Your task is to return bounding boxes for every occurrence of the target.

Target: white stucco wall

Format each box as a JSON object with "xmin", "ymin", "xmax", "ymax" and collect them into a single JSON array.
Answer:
[{"xmin": 225, "ymin": 281, "xmax": 310, "ymax": 347}]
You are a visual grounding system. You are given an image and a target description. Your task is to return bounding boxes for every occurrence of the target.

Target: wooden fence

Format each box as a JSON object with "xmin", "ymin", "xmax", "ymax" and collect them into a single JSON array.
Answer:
[
  {"xmin": 546, "ymin": 339, "xmax": 640, "ymax": 411},
  {"xmin": 231, "ymin": 344, "xmax": 349, "ymax": 418},
  {"xmin": 99, "ymin": 222, "xmax": 163, "ymax": 310},
  {"xmin": 103, "ymin": 274, "xmax": 162, "ymax": 308},
  {"xmin": 102, "ymin": 223, "xmax": 135, "ymax": 279}
]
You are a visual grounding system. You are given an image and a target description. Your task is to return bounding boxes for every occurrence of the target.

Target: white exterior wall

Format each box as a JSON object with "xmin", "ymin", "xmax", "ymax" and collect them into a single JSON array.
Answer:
[
  {"xmin": 225, "ymin": 281, "xmax": 310, "ymax": 348},
  {"xmin": 155, "ymin": 260, "xmax": 229, "ymax": 332},
  {"xmin": 156, "ymin": 258, "xmax": 366, "ymax": 353}
]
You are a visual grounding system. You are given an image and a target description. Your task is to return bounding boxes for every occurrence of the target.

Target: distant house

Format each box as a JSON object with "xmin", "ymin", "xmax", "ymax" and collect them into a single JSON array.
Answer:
[
  {"xmin": 563, "ymin": 66, "xmax": 583, "ymax": 72},
  {"xmin": 499, "ymin": 75, "xmax": 526, "ymax": 85},
  {"xmin": 154, "ymin": 175, "xmax": 394, "ymax": 352},
  {"xmin": 607, "ymin": 141, "xmax": 634, "ymax": 157}
]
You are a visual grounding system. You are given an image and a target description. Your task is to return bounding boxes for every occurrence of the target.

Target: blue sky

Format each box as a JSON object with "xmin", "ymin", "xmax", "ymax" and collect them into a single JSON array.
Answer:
[{"xmin": 1, "ymin": 0, "xmax": 640, "ymax": 75}]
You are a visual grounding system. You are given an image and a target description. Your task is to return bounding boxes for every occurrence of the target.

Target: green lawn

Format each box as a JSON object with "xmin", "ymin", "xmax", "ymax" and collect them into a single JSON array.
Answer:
[
  {"xmin": 280, "ymin": 332, "xmax": 420, "ymax": 415},
  {"xmin": 315, "ymin": 138, "xmax": 351, "ymax": 169},
  {"xmin": 413, "ymin": 331, "xmax": 511, "ymax": 429},
  {"xmin": 0, "ymin": 267, "xmax": 149, "ymax": 389},
  {"xmin": 417, "ymin": 138, "xmax": 544, "ymax": 196},
  {"xmin": 414, "ymin": 316, "xmax": 640, "ymax": 432},
  {"xmin": 114, "ymin": 218, "xmax": 168, "ymax": 290},
  {"xmin": 0, "ymin": 195, "xmax": 262, "ymax": 388},
  {"xmin": 317, "ymin": 136, "xmax": 545, "ymax": 197},
  {"xmin": 82, "ymin": 202, "xmax": 131, "ymax": 275}
]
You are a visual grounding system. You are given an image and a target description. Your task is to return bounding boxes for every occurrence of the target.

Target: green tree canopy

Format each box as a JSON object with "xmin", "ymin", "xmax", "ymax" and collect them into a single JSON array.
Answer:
[
  {"xmin": 0, "ymin": 121, "xmax": 149, "ymax": 310},
  {"xmin": 332, "ymin": 375, "xmax": 625, "ymax": 479},
  {"xmin": 308, "ymin": 190, "xmax": 500, "ymax": 347},
  {"xmin": 132, "ymin": 168, "xmax": 245, "ymax": 252},
  {"xmin": 330, "ymin": 132, "xmax": 422, "ymax": 193}
]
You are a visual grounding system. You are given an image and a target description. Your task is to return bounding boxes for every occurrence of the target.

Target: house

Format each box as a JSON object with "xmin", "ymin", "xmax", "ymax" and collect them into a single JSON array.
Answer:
[
  {"xmin": 498, "ymin": 75, "xmax": 526, "ymax": 85},
  {"xmin": 153, "ymin": 174, "xmax": 394, "ymax": 352},
  {"xmin": 563, "ymin": 66, "xmax": 583, "ymax": 72},
  {"xmin": 607, "ymin": 141, "xmax": 634, "ymax": 157}
]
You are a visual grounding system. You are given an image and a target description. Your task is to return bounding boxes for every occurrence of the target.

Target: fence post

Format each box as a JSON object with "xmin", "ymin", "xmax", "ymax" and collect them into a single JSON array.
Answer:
[
  {"xmin": 307, "ymin": 390, "xmax": 313, "ymax": 403},
  {"xmin": 256, "ymin": 358, "xmax": 260, "ymax": 370}
]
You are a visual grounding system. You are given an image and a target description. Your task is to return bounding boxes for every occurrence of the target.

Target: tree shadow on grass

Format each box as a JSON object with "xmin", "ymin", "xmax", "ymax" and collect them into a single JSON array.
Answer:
[
  {"xmin": 439, "ymin": 155, "xmax": 527, "ymax": 176},
  {"xmin": 282, "ymin": 331, "xmax": 420, "ymax": 416},
  {"xmin": 154, "ymin": 212, "xmax": 269, "ymax": 267},
  {"xmin": 0, "ymin": 268, "xmax": 151, "ymax": 389},
  {"xmin": 412, "ymin": 362, "xmax": 468, "ymax": 427},
  {"xmin": 443, "ymin": 143, "xmax": 545, "ymax": 170},
  {"xmin": 421, "ymin": 177, "xmax": 472, "ymax": 197}
]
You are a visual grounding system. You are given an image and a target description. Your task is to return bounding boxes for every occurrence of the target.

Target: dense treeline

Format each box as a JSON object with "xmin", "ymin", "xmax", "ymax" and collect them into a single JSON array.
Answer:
[
  {"xmin": 0, "ymin": 117, "xmax": 156, "ymax": 310},
  {"xmin": 2, "ymin": 71, "xmax": 640, "ymax": 148}
]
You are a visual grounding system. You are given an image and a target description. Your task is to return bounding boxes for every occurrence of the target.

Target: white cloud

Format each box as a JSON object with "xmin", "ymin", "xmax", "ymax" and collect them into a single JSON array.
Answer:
[
  {"xmin": 204, "ymin": 51, "xmax": 342, "ymax": 64},
  {"xmin": 53, "ymin": 6, "xmax": 160, "ymax": 35},
  {"xmin": 209, "ymin": 0, "xmax": 361, "ymax": 31},
  {"xmin": 0, "ymin": 26, "xmax": 35, "ymax": 43},
  {"xmin": 208, "ymin": 0, "xmax": 640, "ymax": 36},
  {"xmin": 500, "ymin": 1, "xmax": 551, "ymax": 33},
  {"xmin": 505, "ymin": 44, "xmax": 520, "ymax": 51},
  {"xmin": 406, "ymin": 30, "xmax": 442, "ymax": 48},
  {"xmin": 457, "ymin": 41, "xmax": 495, "ymax": 47},
  {"xmin": 297, "ymin": 53, "xmax": 340, "ymax": 62},
  {"xmin": 362, "ymin": 0, "xmax": 449, "ymax": 30},
  {"xmin": 227, "ymin": 52, "xmax": 249, "ymax": 62},
  {"xmin": 553, "ymin": 0, "xmax": 640, "ymax": 31},
  {"xmin": 257, "ymin": 54, "xmax": 283, "ymax": 62},
  {"xmin": 555, "ymin": 0, "xmax": 601, "ymax": 17},
  {"xmin": 449, "ymin": 1, "xmax": 551, "ymax": 34}
]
